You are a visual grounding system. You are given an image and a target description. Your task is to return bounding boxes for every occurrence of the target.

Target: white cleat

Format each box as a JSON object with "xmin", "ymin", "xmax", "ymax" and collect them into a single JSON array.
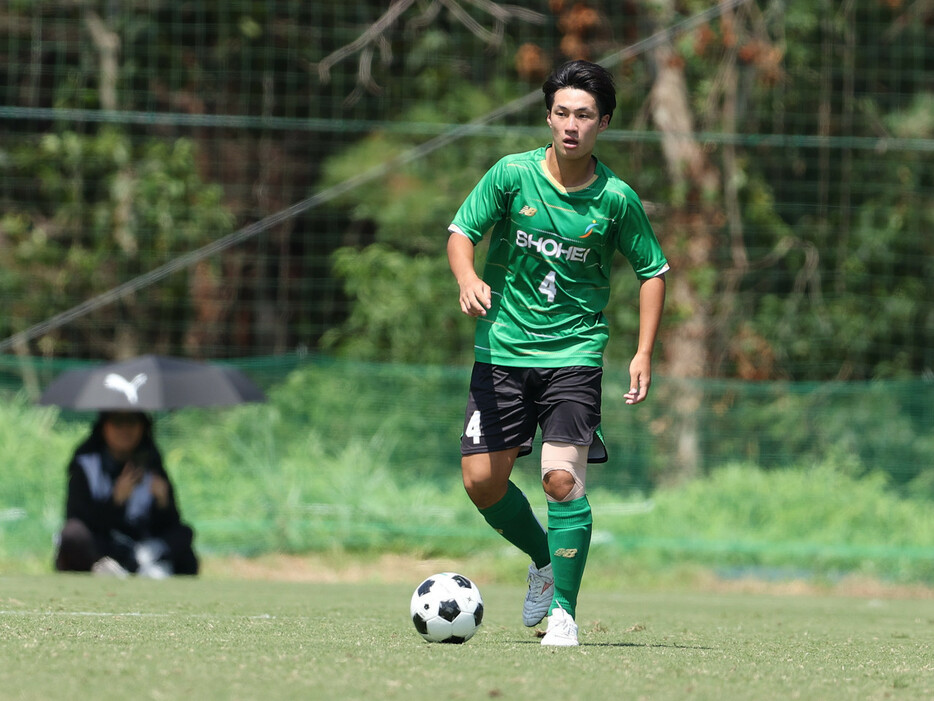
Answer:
[
  {"xmin": 523, "ymin": 562, "xmax": 554, "ymax": 627},
  {"xmin": 541, "ymin": 607, "xmax": 579, "ymax": 647}
]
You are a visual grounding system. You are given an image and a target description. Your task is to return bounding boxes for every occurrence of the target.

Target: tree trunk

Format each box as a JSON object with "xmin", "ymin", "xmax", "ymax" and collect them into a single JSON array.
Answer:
[{"xmin": 648, "ymin": 33, "xmax": 721, "ymax": 484}]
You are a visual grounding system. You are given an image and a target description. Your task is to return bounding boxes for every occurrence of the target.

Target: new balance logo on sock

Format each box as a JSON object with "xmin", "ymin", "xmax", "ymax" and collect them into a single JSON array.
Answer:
[{"xmin": 553, "ymin": 548, "xmax": 579, "ymax": 558}]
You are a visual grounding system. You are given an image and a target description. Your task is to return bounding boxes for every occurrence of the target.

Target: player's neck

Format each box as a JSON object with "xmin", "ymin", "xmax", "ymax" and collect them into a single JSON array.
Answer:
[{"xmin": 545, "ymin": 146, "xmax": 596, "ymax": 189}]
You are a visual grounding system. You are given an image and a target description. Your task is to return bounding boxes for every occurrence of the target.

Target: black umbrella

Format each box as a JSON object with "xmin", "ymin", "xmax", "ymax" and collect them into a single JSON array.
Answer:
[{"xmin": 38, "ymin": 354, "xmax": 266, "ymax": 411}]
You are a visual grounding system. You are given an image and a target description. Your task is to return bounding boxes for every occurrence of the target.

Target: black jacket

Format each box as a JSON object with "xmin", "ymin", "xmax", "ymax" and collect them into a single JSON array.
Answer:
[{"xmin": 64, "ymin": 428, "xmax": 186, "ymax": 543}]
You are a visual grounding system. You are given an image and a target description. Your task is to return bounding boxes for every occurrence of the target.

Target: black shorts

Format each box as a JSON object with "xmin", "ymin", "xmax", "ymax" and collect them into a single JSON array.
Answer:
[{"xmin": 460, "ymin": 362, "xmax": 607, "ymax": 463}]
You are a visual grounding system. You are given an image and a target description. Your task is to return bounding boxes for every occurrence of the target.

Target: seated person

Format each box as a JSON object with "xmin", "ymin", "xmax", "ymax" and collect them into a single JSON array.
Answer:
[{"xmin": 55, "ymin": 411, "xmax": 199, "ymax": 577}]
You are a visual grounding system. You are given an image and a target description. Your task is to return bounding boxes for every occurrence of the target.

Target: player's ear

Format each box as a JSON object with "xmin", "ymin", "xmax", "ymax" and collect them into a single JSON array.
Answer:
[{"xmin": 598, "ymin": 114, "xmax": 610, "ymax": 131}]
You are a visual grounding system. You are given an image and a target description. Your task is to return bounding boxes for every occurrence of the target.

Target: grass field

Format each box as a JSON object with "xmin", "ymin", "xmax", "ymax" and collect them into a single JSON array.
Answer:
[{"xmin": 1, "ymin": 559, "xmax": 933, "ymax": 701}]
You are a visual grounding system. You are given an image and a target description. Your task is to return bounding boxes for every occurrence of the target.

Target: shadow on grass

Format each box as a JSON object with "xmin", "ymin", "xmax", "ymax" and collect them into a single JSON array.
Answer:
[{"xmin": 510, "ymin": 639, "xmax": 715, "ymax": 650}]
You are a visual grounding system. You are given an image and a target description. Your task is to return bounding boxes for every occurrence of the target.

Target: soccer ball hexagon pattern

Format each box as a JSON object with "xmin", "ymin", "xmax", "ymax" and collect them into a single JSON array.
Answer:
[{"xmin": 410, "ymin": 572, "xmax": 484, "ymax": 643}]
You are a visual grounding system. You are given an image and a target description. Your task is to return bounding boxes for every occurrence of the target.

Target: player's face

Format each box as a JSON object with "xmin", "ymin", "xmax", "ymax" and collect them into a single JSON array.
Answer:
[{"xmin": 546, "ymin": 88, "xmax": 609, "ymax": 163}]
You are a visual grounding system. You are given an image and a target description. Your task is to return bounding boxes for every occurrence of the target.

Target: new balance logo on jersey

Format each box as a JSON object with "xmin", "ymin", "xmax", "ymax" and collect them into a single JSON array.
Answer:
[
  {"xmin": 553, "ymin": 548, "xmax": 579, "ymax": 559},
  {"xmin": 519, "ymin": 205, "xmax": 538, "ymax": 216},
  {"xmin": 516, "ymin": 230, "xmax": 591, "ymax": 262}
]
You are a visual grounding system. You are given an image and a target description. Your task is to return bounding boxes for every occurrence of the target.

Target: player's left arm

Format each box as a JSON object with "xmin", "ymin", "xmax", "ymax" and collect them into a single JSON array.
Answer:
[{"xmin": 624, "ymin": 273, "xmax": 666, "ymax": 405}]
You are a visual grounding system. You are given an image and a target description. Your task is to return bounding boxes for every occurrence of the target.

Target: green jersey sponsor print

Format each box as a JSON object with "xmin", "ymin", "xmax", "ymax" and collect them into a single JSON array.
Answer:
[{"xmin": 449, "ymin": 147, "xmax": 668, "ymax": 368}]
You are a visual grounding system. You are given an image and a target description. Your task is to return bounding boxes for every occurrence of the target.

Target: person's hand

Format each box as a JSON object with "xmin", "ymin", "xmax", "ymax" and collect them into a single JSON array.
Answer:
[
  {"xmin": 149, "ymin": 475, "xmax": 170, "ymax": 509},
  {"xmin": 624, "ymin": 352, "xmax": 653, "ymax": 405},
  {"xmin": 458, "ymin": 275, "xmax": 492, "ymax": 317},
  {"xmin": 113, "ymin": 463, "xmax": 145, "ymax": 506}
]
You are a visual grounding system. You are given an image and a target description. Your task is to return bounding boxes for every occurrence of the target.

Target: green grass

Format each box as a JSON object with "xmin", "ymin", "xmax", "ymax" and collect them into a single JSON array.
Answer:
[{"xmin": 1, "ymin": 570, "xmax": 932, "ymax": 701}]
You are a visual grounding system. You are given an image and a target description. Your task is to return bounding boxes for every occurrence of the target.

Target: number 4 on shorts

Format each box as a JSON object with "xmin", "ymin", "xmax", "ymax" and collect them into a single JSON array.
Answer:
[{"xmin": 465, "ymin": 410, "xmax": 482, "ymax": 444}]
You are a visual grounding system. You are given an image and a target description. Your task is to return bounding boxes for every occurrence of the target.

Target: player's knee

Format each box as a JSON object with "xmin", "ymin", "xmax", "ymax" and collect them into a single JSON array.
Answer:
[
  {"xmin": 462, "ymin": 474, "xmax": 506, "ymax": 510},
  {"xmin": 541, "ymin": 442, "xmax": 587, "ymax": 503},
  {"xmin": 462, "ymin": 453, "xmax": 514, "ymax": 509},
  {"xmin": 542, "ymin": 469, "xmax": 575, "ymax": 501}
]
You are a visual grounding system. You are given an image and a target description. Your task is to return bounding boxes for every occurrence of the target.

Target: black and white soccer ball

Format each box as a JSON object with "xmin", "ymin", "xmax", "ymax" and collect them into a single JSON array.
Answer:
[{"xmin": 410, "ymin": 572, "xmax": 484, "ymax": 643}]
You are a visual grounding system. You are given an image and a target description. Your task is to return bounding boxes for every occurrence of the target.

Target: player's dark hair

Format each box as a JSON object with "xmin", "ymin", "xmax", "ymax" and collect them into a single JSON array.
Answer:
[{"xmin": 542, "ymin": 60, "xmax": 616, "ymax": 123}]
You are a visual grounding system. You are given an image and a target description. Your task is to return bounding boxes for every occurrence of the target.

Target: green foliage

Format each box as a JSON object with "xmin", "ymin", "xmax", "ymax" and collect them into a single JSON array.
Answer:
[
  {"xmin": 321, "ymin": 245, "xmax": 476, "ymax": 364},
  {"xmin": 0, "ymin": 129, "xmax": 234, "ymax": 355},
  {"xmin": 112, "ymin": 359, "xmax": 484, "ymax": 556},
  {"xmin": 602, "ymin": 463, "xmax": 934, "ymax": 581},
  {"xmin": 675, "ymin": 379, "xmax": 934, "ymax": 489},
  {"xmin": 749, "ymin": 91, "xmax": 934, "ymax": 379},
  {"xmin": 1, "ymin": 1, "xmax": 930, "ymax": 378},
  {"xmin": 311, "ymin": 1, "xmax": 933, "ymax": 380},
  {"xmin": 316, "ymin": 79, "xmax": 541, "ymax": 363},
  {"xmin": 705, "ymin": 4, "xmax": 934, "ymax": 381},
  {"xmin": 2, "ymin": 362, "xmax": 932, "ymax": 582},
  {"xmin": 0, "ymin": 395, "xmax": 84, "ymax": 562}
]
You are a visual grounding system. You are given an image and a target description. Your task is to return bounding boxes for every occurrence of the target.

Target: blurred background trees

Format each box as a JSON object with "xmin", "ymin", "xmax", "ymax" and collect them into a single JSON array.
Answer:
[{"xmin": 0, "ymin": 0, "xmax": 931, "ymax": 382}]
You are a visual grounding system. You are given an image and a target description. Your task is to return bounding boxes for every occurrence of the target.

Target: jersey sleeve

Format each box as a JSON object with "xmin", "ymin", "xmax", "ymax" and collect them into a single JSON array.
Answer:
[
  {"xmin": 615, "ymin": 186, "xmax": 670, "ymax": 280},
  {"xmin": 448, "ymin": 157, "xmax": 515, "ymax": 244}
]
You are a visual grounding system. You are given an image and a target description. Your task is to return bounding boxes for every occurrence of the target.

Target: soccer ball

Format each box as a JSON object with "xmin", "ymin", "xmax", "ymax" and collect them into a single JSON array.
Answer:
[{"xmin": 410, "ymin": 572, "xmax": 484, "ymax": 643}]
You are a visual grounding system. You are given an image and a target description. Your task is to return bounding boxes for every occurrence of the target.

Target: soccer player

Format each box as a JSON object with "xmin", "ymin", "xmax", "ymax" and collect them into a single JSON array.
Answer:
[{"xmin": 447, "ymin": 60, "xmax": 668, "ymax": 646}]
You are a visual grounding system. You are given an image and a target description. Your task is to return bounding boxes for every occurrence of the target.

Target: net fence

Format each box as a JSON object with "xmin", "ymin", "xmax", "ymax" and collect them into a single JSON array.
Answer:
[
  {"xmin": 1, "ymin": 1, "xmax": 930, "ymax": 377},
  {"xmin": 1, "ymin": 353, "xmax": 932, "ymax": 575},
  {"xmin": 0, "ymin": 2, "xmax": 932, "ymax": 571}
]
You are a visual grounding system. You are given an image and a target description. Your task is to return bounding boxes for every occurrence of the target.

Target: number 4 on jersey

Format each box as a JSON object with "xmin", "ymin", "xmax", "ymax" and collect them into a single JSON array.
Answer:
[
  {"xmin": 538, "ymin": 270, "xmax": 557, "ymax": 303},
  {"xmin": 465, "ymin": 410, "xmax": 482, "ymax": 444}
]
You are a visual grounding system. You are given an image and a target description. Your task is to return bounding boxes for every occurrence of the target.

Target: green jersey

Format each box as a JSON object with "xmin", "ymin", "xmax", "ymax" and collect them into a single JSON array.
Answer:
[{"xmin": 449, "ymin": 146, "xmax": 669, "ymax": 368}]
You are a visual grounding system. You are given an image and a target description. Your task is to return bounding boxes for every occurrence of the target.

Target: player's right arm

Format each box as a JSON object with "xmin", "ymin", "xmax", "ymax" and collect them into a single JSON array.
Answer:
[
  {"xmin": 448, "ymin": 154, "xmax": 522, "ymax": 317},
  {"xmin": 447, "ymin": 232, "xmax": 491, "ymax": 317}
]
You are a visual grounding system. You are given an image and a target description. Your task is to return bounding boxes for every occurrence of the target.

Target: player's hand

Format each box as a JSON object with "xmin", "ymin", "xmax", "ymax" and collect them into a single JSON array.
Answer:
[
  {"xmin": 458, "ymin": 276, "xmax": 492, "ymax": 317},
  {"xmin": 113, "ymin": 463, "xmax": 145, "ymax": 506},
  {"xmin": 625, "ymin": 353, "xmax": 652, "ymax": 405}
]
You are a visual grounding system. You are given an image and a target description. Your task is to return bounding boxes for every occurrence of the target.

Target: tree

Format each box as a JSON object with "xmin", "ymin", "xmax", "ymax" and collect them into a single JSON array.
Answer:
[
  {"xmin": 0, "ymin": 0, "xmax": 929, "ymax": 387},
  {"xmin": 310, "ymin": 0, "xmax": 932, "ymax": 486},
  {"xmin": 0, "ymin": 129, "xmax": 234, "ymax": 358}
]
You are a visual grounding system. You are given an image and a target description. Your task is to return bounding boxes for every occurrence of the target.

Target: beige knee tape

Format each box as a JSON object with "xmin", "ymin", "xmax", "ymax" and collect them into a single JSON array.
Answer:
[{"xmin": 541, "ymin": 442, "xmax": 588, "ymax": 502}]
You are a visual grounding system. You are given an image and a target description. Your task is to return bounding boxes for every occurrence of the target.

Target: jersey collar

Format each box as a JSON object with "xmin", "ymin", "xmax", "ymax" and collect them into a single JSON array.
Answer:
[{"xmin": 540, "ymin": 145, "xmax": 600, "ymax": 193}]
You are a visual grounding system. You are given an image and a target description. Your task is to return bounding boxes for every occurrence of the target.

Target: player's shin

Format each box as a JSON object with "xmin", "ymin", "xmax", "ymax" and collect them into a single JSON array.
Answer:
[
  {"xmin": 478, "ymin": 480, "xmax": 550, "ymax": 569},
  {"xmin": 546, "ymin": 495, "xmax": 592, "ymax": 619}
]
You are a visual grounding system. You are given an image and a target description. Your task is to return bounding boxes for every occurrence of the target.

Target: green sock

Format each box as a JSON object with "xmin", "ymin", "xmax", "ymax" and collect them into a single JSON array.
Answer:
[
  {"xmin": 478, "ymin": 481, "xmax": 550, "ymax": 569},
  {"xmin": 547, "ymin": 495, "xmax": 592, "ymax": 619}
]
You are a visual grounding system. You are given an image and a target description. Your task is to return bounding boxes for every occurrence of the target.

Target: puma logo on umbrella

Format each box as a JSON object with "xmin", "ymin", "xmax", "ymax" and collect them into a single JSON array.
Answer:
[
  {"xmin": 103, "ymin": 373, "xmax": 148, "ymax": 405},
  {"xmin": 40, "ymin": 354, "xmax": 265, "ymax": 410}
]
